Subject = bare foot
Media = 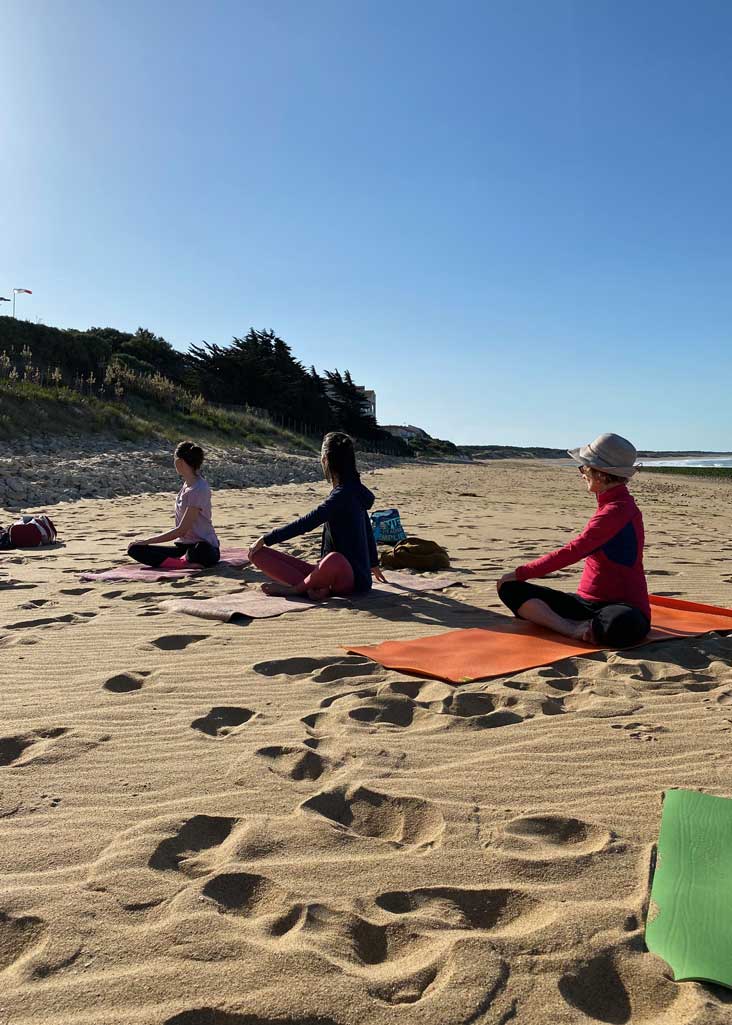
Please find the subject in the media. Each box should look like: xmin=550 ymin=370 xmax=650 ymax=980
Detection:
xmin=261 ymin=582 xmax=297 ymax=597
xmin=571 ymin=620 xmax=595 ymax=643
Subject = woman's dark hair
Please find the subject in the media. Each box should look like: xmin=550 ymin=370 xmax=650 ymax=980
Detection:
xmin=321 ymin=432 xmax=358 ymax=483
xmin=175 ymin=440 xmax=204 ymax=472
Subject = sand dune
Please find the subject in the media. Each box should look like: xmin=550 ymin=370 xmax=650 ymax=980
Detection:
xmin=2 ymin=461 xmax=732 ymax=1024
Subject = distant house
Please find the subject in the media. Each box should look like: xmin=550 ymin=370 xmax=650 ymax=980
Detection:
xmin=324 ymin=381 xmax=376 ymax=418
xmin=356 ymin=386 xmax=376 ymax=417
xmin=382 ymin=424 xmax=430 ymax=441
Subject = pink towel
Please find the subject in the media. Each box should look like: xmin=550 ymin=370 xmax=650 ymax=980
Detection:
xmin=80 ymin=548 xmax=250 ymax=582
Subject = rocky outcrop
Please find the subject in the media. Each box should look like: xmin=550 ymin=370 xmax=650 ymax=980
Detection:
xmin=0 ymin=435 xmax=400 ymax=512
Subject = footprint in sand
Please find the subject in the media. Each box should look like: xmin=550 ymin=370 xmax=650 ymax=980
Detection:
xmin=292 ymin=902 xmax=445 ymax=978
xmin=0 ymin=633 xmax=39 ymax=649
xmin=301 ymin=784 xmax=444 ymax=849
xmin=310 ymin=659 xmax=384 ymax=685
xmin=558 ymin=946 xmax=692 ymax=1024
xmin=191 ymin=707 xmax=254 ymax=737
xmin=680 ymin=675 xmax=718 ymax=693
xmin=87 ymin=813 xmax=240 ymax=910
xmin=3 ymin=611 xmax=97 ymax=631
xmin=319 ymin=686 xmax=380 ymax=710
xmin=252 ymin=654 xmax=379 ymax=683
xmin=254 ymin=744 xmax=342 ymax=783
xmin=381 ymin=679 xmax=456 ymax=703
xmin=21 ymin=933 xmax=83 ymax=982
xmin=496 ymin=814 xmax=613 ymax=872
xmin=148 ymin=634 xmax=208 ymax=651
xmin=103 ymin=670 xmax=152 ymax=693
xmin=440 ymin=692 xmax=506 ymax=717
xmin=175 ymin=875 xmax=475 ymax=1012
xmin=0 ymin=728 xmax=68 ymax=767
xmin=316 ymin=678 xmax=502 ymax=733
xmin=300 ymin=711 xmax=331 ymax=735
xmin=305 ymin=692 xmax=432 ymax=733
xmin=348 ymin=697 xmax=419 ymax=728
xmin=562 ymin=694 xmax=643 ymax=719
xmin=0 ymin=580 xmax=37 ymax=592
xmin=0 ymin=910 xmax=47 ymax=971
xmin=197 ymin=870 xmax=300 ymax=932
xmin=374 ymin=884 xmax=557 ymax=937
xmin=612 ymin=644 xmax=713 ymax=675
xmin=3 ymin=729 xmax=106 ymax=768
xmin=615 ymin=660 xmax=715 ymax=689
xmin=148 ymin=815 xmax=238 ymax=876
xmin=526 ymin=667 xmax=582 ymax=693
xmin=436 ymin=700 xmax=528 ymax=730
xmin=611 ymin=722 xmax=669 ymax=741
xmin=435 ymin=690 xmax=529 ymax=729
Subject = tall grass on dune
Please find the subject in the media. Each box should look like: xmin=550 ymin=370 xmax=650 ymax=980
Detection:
xmin=0 ymin=353 xmax=319 ymax=451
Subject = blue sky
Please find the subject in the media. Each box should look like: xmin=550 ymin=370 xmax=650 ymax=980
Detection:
xmin=2 ymin=0 xmax=731 ymax=448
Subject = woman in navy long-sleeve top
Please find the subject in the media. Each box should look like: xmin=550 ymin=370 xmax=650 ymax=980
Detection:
xmin=248 ymin=432 xmax=385 ymax=600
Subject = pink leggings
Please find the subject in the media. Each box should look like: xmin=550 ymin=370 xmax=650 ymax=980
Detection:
xmin=250 ymin=547 xmax=355 ymax=601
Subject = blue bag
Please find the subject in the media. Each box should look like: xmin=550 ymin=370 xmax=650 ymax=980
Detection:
xmin=370 ymin=508 xmax=407 ymax=545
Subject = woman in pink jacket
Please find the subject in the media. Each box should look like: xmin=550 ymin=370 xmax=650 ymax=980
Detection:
xmin=497 ymin=433 xmax=650 ymax=647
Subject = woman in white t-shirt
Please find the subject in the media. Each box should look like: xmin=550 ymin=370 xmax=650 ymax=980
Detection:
xmin=127 ymin=441 xmax=220 ymax=568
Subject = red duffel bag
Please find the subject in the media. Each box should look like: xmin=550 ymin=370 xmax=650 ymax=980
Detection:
xmin=8 ymin=515 xmax=58 ymax=547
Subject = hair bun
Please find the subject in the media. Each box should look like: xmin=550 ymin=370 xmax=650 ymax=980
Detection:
xmin=175 ymin=440 xmax=205 ymax=471
xmin=321 ymin=432 xmax=358 ymax=482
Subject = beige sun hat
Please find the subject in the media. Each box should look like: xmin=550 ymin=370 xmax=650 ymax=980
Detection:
xmin=567 ymin=432 xmax=639 ymax=478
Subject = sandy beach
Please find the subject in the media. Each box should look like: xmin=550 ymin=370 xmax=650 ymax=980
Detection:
xmin=3 ymin=459 xmax=732 ymax=1025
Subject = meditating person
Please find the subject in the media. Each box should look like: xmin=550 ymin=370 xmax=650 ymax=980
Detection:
xmin=496 ymin=432 xmax=650 ymax=647
xmin=127 ymin=441 xmax=220 ymax=569
xmin=248 ymin=432 xmax=385 ymax=600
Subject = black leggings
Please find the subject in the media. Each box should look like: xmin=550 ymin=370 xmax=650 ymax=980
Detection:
xmin=127 ymin=541 xmax=220 ymax=569
xmin=498 ymin=580 xmax=650 ymax=648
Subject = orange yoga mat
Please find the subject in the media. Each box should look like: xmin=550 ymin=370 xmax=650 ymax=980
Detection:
xmin=346 ymin=595 xmax=732 ymax=684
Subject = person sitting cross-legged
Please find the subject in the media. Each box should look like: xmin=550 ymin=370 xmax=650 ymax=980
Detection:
xmin=248 ymin=432 xmax=385 ymax=601
xmin=127 ymin=441 xmax=220 ymax=570
xmin=496 ymin=432 xmax=650 ymax=648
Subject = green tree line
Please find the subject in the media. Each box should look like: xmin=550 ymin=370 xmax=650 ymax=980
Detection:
xmin=0 ymin=317 xmax=405 ymax=450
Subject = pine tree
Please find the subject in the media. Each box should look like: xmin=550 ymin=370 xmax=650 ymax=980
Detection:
xmin=323 ymin=369 xmax=380 ymax=438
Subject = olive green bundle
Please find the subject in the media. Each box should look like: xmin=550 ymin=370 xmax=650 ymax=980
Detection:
xmin=379 ymin=537 xmax=450 ymax=571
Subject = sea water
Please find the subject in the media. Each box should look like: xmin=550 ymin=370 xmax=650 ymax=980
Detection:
xmin=642 ymin=456 xmax=732 ymax=468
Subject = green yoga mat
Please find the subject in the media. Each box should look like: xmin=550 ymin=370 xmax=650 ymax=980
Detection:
xmin=646 ymin=788 xmax=732 ymax=987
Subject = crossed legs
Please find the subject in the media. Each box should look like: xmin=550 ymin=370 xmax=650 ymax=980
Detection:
xmin=250 ymin=547 xmax=355 ymax=601
xmin=127 ymin=541 xmax=220 ymax=569
xmin=498 ymin=580 xmax=650 ymax=647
